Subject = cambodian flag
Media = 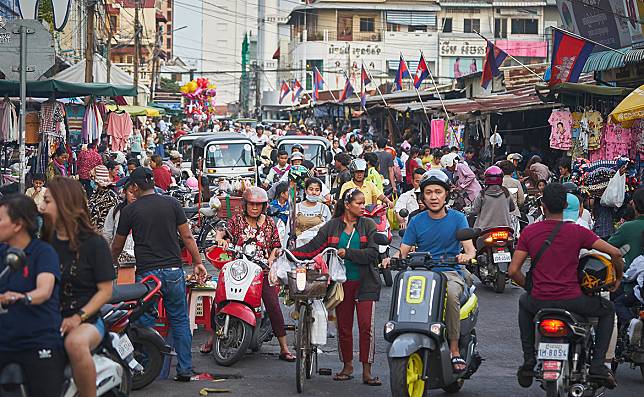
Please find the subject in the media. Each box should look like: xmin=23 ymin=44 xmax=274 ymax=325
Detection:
xmin=548 ymin=30 xmax=594 ymax=86
xmin=394 ymin=55 xmax=410 ymax=91
xmin=481 ymin=41 xmax=508 ymax=89
xmin=361 ymin=64 xmax=371 ymax=89
xmin=413 ymin=54 xmax=431 ymax=89
xmin=279 ymin=80 xmax=291 ymax=104
xmin=313 ymin=67 xmax=324 ymax=101
xmin=292 ymin=79 xmax=303 ymax=101
xmin=339 ymin=77 xmax=355 ymax=102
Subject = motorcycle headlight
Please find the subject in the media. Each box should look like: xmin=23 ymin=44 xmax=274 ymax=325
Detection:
xmin=243 ymin=243 xmax=257 ymax=258
xmin=229 ymin=260 xmax=249 ymax=281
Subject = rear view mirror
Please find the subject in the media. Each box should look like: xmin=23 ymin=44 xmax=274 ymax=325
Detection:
xmin=5 ymin=248 xmax=27 ymax=272
xmin=398 ymin=229 xmax=405 ymax=238
xmin=373 ymin=233 xmax=390 ymax=246
xmin=456 ymin=228 xmax=481 ymax=241
xmin=398 ymin=209 xmax=409 ymax=218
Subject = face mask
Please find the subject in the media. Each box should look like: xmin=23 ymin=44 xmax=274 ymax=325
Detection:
xmin=306 ymin=194 xmax=324 ymax=203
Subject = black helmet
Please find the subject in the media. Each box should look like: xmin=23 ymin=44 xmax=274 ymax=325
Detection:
xmin=419 ymin=169 xmax=451 ymax=192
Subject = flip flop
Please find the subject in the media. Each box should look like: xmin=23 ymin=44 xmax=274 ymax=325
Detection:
xmin=333 ymin=373 xmax=354 ymax=381
xmin=278 ymin=352 xmax=296 ymax=362
xmin=363 ymin=377 xmax=382 ymax=386
xmin=200 ymin=342 xmax=213 ymax=354
xmin=451 ymin=356 xmax=467 ymax=374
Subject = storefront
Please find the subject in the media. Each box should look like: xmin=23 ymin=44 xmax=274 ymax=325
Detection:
xmin=438 ymin=38 xmax=486 ymax=82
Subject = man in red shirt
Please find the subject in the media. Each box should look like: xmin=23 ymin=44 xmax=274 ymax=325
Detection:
xmin=77 ymin=142 xmax=104 ymax=197
xmin=508 ymin=183 xmax=624 ymax=387
xmin=150 ymin=154 xmax=173 ymax=191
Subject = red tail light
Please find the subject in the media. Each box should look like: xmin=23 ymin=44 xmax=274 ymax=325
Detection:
xmin=491 ymin=231 xmax=509 ymax=240
xmin=539 ymin=319 xmax=569 ymax=337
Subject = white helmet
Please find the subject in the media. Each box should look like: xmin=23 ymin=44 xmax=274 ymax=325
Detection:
xmin=440 ymin=152 xmax=460 ymax=168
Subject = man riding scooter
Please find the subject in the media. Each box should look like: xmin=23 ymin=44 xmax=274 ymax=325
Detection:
xmin=385 ymin=169 xmax=476 ymax=373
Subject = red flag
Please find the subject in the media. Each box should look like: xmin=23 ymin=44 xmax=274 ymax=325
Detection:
xmin=313 ymin=67 xmax=324 ymax=101
xmin=548 ymin=30 xmax=595 ymax=86
xmin=279 ymin=80 xmax=290 ymax=104
xmin=481 ymin=41 xmax=508 ymax=89
xmin=291 ymin=79 xmax=303 ymax=101
xmin=339 ymin=77 xmax=355 ymax=102
xmin=413 ymin=54 xmax=431 ymax=89
xmin=394 ymin=56 xmax=410 ymax=91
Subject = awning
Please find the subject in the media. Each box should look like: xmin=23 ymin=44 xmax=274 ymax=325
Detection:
xmin=624 ymin=48 xmax=644 ymax=65
xmin=105 ymin=105 xmax=164 ymax=117
xmin=609 ymin=84 xmax=644 ymax=123
xmin=537 ymin=82 xmax=633 ymax=97
xmin=0 ymin=79 xmax=138 ymax=98
xmin=582 ymin=50 xmax=626 ymax=73
xmin=386 ymin=11 xmax=437 ymax=27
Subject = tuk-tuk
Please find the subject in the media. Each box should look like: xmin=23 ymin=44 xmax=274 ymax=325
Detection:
xmin=176 ymin=132 xmax=213 ymax=174
xmin=191 ymin=134 xmax=259 ymax=185
xmin=276 ymin=136 xmax=333 ymax=186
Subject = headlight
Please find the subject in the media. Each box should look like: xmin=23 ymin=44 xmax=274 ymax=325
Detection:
xmin=229 ymin=260 xmax=248 ymax=281
xmin=430 ymin=324 xmax=442 ymax=336
xmin=243 ymin=243 xmax=257 ymax=258
xmin=384 ymin=322 xmax=395 ymax=334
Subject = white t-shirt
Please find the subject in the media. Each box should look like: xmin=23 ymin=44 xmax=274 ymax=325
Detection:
xmin=394 ymin=189 xmax=419 ymax=216
xmin=296 ymin=202 xmax=332 ymax=222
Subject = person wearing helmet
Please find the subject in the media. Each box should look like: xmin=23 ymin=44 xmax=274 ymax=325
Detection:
xmin=165 ymin=150 xmax=183 ymax=179
xmin=470 ymin=165 xmax=515 ymax=230
xmin=507 ymin=153 xmax=523 ymax=180
xmin=387 ymin=169 xmax=476 ymax=374
xmin=441 ymin=152 xmax=482 ymax=204
xmin=499 ymin=160 xmax=525 ymax=220
xmin=213 ymin=186 xmax=296 ymax=362
xmin=340 ymin=159 xmax=393 ymax=207
xmin=332 ymin=152 xmax=353 ymax=200
xmin=508 ymin=183 xmax=623 ymax=388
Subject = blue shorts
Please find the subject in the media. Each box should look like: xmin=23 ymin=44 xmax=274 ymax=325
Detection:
xmin=91 ymin=317 xmax=106 ymax=338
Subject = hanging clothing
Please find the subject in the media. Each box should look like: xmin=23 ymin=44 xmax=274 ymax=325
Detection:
xmin=0 ymin=100 xmax=18 ymax=142
xmin=106 ymin=112 xmax=133 ymax=152
xmin=430 ymin=119 xmax=446 ymax=148
xmin=65 ymin=104 xmax=86 ymax=145
xmin=603 ymin=122 xmax=631 ymax=160
xmin=584 ymin=110 xmax=603 ymax=151
xmin=38 ymin=100 xmax=65 ymax=137
xmin=82 ymin=102 xmax=103 ymax=143
xmin=548 ymin=109 xmax=573 ymax=150
xmin=571 ymin=111 xmax=582 ymax=139
xmin=25 ymin=112 xmax=40 ymax=144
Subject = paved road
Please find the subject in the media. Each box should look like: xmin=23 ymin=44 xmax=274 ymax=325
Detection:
xmin=133 ymin=239 xmax=643 ymax=397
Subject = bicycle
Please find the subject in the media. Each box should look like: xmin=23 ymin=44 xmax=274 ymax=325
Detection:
xmin=281 ymin=247 xmax=338 ymax=393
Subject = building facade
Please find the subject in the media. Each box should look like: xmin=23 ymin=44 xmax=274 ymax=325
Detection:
xmin=0 ymin=0 xmax=19 ymax=20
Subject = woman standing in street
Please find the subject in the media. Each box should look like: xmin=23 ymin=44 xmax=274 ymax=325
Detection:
xmin=291 ymin=188 xmax=382 ymax=386
xmin=40 ymin=177 xmax=116 ymax=397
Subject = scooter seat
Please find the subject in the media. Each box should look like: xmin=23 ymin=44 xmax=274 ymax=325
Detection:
xmin=110 ymin=283 xmax=151 ymax=303
xmin=0 ymin=363 xmax=25 ymax=385
xmin=183 ymin=206 xmax=199 ymax=218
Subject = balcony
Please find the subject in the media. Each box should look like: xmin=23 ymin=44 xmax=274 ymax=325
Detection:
xmin=292 ymin=29 xmax=383 ymax=43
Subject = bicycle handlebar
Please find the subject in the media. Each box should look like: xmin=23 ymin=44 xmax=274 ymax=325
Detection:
xmin=280 ymin=247 xmax=339 ymax=265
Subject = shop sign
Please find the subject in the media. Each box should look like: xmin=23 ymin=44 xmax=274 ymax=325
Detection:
xmin=439 ymin=39 xmax=486 ymax=57
xmin=328 ymin=43 xmax=382 ymax=58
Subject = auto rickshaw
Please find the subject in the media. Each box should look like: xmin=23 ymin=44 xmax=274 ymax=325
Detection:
xmin=276 ymin=136 xmax=333 ymax=187
xmin=192 ymin=134 xmax=259 ymax=187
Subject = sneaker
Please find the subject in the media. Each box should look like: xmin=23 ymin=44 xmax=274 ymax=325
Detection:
xmin=517 ymin=361 xmax=535 ymax=388
xmin=174 ymin=374 xmax=192 ymax=382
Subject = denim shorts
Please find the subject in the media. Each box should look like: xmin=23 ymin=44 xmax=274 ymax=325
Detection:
xmin=90 ymin=317 xmax=106 ymax=338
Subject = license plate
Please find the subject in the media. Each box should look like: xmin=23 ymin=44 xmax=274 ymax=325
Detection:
xmin=537 ymin=343 xmax=569 ymax=360
xmin=115 ymin=334 xmax=135 ymax=359
xmin=493 ymin=252 xmax=511 ymax=263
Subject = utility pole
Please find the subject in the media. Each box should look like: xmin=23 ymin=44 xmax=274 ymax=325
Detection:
xmin=150 ymin=25 xmax=162 ymax=101
xmin=255 ymin=64 xmax=261 ymax=119
xmin=133 ymin=0 xmax=141 ymax=105
xmin=85 ymin=0 xmax=95 ymax=83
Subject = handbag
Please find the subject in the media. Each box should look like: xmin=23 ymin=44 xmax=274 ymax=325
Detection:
xmin=325 ymin=282 xmax=344 ymax=310
xmin=387 ymin=191 xmax=400 ymax=230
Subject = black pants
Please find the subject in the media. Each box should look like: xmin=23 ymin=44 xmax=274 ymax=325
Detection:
xmin=614 ymin=292 xmax=639 ymax=326
xmin=0 ymin=348 xmax=65 ymax=397
xmin=518 ymin=293 xmax=615 ymax=367
xmin=79 ymin=178 xmax=94 ymax=198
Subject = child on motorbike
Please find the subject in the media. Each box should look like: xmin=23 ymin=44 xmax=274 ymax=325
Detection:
xmin=0 ymin=194 xmax=64 ymax=397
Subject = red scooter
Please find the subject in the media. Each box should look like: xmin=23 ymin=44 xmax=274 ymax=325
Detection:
xmin=364 ymin=204 xmax=393 ymax=286
xmin=206 ymin=241 xmax=274 ymax=366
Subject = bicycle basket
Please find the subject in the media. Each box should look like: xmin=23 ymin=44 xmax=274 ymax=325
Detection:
xmin=287 ymin=271 xmax=329 ymax=299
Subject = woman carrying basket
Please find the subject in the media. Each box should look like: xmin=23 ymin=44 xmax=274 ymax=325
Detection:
xmin=291 ymin=188 xmax=382 ymax=386
xmin=213 ymin=186 xmax=295 ymax=362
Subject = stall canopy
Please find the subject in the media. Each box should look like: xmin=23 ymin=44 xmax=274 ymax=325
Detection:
xmin=609 ymin=84 xmax=644 ymax=123
xmin=105 ymin=104 xmax=164 ymax=117
xmin=0 ymin=79 xmax=137 ymax=98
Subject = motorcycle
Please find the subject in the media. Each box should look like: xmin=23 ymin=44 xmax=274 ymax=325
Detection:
xmin=0 ymin=252 xmax=140 ymax=397
xmin=469 ymin=226 xmax=514 ymax=293
xmin=102 ymin=275 xmax=173 ymax=390
xmin=384 ymin=230 xmax=482 ymax=397
xmin=612 ymin=301 xmax=644 ymax=380
xmin=532 ymin=254 xmax=617 ymax=397
xmin=364 ymin=203 xmax=393 ymax=287
xmin=206 ymin=238 xmax=274 ymax=366
xmin=520 ymin=195 xmax=543 ymax=228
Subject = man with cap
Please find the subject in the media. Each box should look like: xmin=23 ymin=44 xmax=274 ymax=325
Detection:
xmin=165 ymin=150 xmax=183 ymax=179
xmin=112 ymin=167 xmax=206 ymax=382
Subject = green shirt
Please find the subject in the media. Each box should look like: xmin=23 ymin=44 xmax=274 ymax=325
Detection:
xmin=339 ymin=230 xmax=361 ymax=281
xmin=608 ymin=216 xmax=644 ymax=270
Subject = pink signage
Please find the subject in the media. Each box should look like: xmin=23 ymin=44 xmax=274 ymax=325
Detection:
xmin=495 ymin=40 xmax=548 ymax=58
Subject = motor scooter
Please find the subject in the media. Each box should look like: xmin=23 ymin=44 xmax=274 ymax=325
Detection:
xmin=364 ymin=203 xmax=393 ymax=287
xmin=384 ymin=229 xmax=482 ymax=397
xmin=469 ymin=226 xmax=514 ymax=293
xmin=0 ymin=248 xmax=141 ymax=397
xmin=206 ymin=239 xmax=274 ymax=366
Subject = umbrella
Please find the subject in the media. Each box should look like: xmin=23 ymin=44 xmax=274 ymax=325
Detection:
xmin=609 ymin=84 xmax=644 ymax=124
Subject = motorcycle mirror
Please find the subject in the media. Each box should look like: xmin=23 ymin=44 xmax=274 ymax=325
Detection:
xmin=398 ymin=209 xmax=409 ymax=218
xmin=398 ymin=229 xmax=405 ymax=238
xmin=266 ymin=207 xmax=280 ymax=217
xmin=4 ymin=248 xmax=27 ymax=273
xmin=325 ymin=151 xmax=333 ymax=164
xmin=456 ymin=228 xmax=481 ymax=241
xmin=373 ymin=233 xmax=390 ymax=246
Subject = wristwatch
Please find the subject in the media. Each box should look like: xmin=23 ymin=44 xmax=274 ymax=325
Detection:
xmin=77 ymin=309 xmax=89 ymax=322
xmin=24 ymin=294 xmax=32 ymax=305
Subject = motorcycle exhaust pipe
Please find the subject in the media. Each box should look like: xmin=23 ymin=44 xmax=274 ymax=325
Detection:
xmin=570 ymin=384 xmax=585 ymax=397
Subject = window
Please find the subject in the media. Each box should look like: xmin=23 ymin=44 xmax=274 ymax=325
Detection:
xmin=360 ymin=17 xmax=375 ymax=32
xmin=167 ymin=10 xmax=172 ymax=20
xmin=166 ymin=37 xmax=172 ymax=48
xmin=108 ymin=15 xmax=118 ymax=31
xmin=511 ymin=19 xmax=538 ymax=34
xmin=126 ymin=55 xmax=133 ymax=64
xmin=167 ymin=0 xmax=172 ymax=8
xmin=387 ymin=23 xmax=400 ymax=32
xmin=494 ymin=18 xmax=507 ymax=38
xmin=464 ymin=18 xmax=480 ymax=33
xmin=442 ymin=18 xmax=452 ymax=33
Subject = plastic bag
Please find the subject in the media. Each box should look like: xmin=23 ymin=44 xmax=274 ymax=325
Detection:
xmin=310 ymin=299 xmax=328 ymax=346
xmin=328 ymin=253 xmax=346 ymax=283
xmin=600 ymin=170 xmax=626 ymax=208
xmin=269 ymin=255 xmax=292 ymax=285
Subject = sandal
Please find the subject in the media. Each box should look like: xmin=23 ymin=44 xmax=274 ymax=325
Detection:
xmin=278 ymin=352 xmax=296 ymax=362
xmin=363 ymin=377 xmax=382 ymax=386
xmin=333 ymin=373 xmax=354 ymax=381
xmin=451 ymin=356 xmax=467 ymax=374
xmin=199 ymin=342 xmax=213 ymax=354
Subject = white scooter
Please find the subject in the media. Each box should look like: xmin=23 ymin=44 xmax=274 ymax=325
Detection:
xmin=0 ymin=249 xmax=140 ymax=397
